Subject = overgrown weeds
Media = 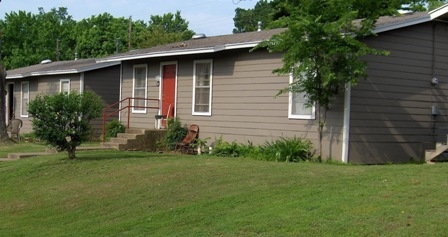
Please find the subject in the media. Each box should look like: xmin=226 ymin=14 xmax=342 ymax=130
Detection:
xmin=157 ymin=117 xmax=187 ymax=150
xmin=210 ymin=136 xmax=315 ymax=162
xmin=105 ymin=119 xmax=125 ymax=139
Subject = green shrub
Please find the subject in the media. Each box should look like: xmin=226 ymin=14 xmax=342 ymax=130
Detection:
xmin=212 ymin=137 xmax=241 ymax=157
xmin=210 ymin=137 xmax=314 ymax=162
xmin=28 ymin=91 xmax=102 ymax=159
xmin=20 ymin=132 xmax=40 ymax=142
xmin=105 ymin=119 xmax=125 ymax=139
xmin=159 ymin=118 xmax=188 ymax=150
xmin=260 ymin=137 xmax=314 ymax=162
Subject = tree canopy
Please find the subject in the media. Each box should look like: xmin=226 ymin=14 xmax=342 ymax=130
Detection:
xmin=0 ymin=8 xmax=195 ymax=69
xmin=233 ymin=0 xmax=273 ymax=33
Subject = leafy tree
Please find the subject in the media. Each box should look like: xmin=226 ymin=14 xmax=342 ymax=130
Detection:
xmin=28 ymin=91 xmax=102 ymax=159
xmin=233 ymin=0 xmax=274 ymax=33
xmin=0 ymin=7 xmax=76 ymax=69
xmin=139 ymin=11 xmax=194 ymax=48
xmin=74 ymin=13 xmax=130 ymax=59
xmin=255 ymin=0 xmax=446 ymax=160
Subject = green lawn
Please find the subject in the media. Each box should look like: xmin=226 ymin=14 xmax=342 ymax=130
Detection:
xmin=0 ymin=148 xmax=447 ymax=236
xmin=0 ymin=142 xmax=48 ymax=157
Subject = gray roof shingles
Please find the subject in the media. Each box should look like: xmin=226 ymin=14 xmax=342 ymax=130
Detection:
xmin=7 ymin=7 xmax=448 ymax=78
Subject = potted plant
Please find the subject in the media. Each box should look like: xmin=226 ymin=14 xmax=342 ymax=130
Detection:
xmin=193 ymin=137 xmax=210 ymax=155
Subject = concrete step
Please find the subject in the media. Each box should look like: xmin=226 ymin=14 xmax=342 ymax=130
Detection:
xmin=100 ymin=142 xmax=121 ymax=150
xmin=109 ymin=137 xmax=131 ymax=144
xmin=125 ymin=128 xmax=147 ymax=134
xmin=116 ymin=133 xmax=145 ymax=140
xmin=425 ymin=143 xmax=448 ymax=163
xmin=7 ymin=152 xmax=52 ymax=160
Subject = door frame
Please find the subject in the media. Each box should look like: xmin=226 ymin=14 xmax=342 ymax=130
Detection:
xmin=158 ymin=61 xmax=178 ymax=129
xmin=5 ymin=82 xmax=15 ymax=124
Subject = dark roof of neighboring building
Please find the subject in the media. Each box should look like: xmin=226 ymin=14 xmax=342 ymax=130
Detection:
xmin=6 ymin=58 xmax=120 ymax=79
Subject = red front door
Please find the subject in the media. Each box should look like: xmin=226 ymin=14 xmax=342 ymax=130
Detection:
xmin=161 ymin=64 xmax=176 ymax=127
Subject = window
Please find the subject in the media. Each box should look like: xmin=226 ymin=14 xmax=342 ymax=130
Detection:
xmin=288 ymin=73 xmax=315 ymax=119
xmin=21 ymin=81 xmax=29 ymax=117
xmin=132 ymin=65 xmax=147 ymax=113
xmin=193 ymin=60 xmax=213 ymax=116
xmin=60 ymin=79 xmax=70 ymax=93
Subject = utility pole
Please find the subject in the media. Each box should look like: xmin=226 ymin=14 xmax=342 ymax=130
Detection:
xmin=56 ymin=38 xmax=60 ymax=61
xmin=116 ymin=38 xmax=120 ymax=54
xmin=128 ymin=16 xmax=132 ymax=51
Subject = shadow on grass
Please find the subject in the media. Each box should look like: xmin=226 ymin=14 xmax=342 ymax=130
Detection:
xmin=74 ymin=150 xmax=183 ymax=161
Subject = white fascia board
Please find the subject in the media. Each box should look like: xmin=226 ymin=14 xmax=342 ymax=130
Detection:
xmin=5 ymin=75 xmax=23 ymax=79
xmin=373 ymin=4 xmax=448 ymax=34
xmin=5 ymin=61 xmax=120 ymax=79
xmin=224 ymin=41 xmax=261 ymax=50
xmin=429 ymin=4 xmax=448 ymax=19
xmin=6 ymin=70 xmax=78 ymax=78
xmin=96 ymin=42 xmax=261 ymax=63
xmin=373 ymin=15 xmax=431 ymax=33
xmin=96 ymin=47 xmax=218 ymax=63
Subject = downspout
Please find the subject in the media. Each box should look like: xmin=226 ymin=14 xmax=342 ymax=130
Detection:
xmin=79 ymin=72 xmax=85 ymax=93
xmin=118 ymin=62 xmax=123 ymax=121
xmin=341 ymin=82 xmax=351 ymax=163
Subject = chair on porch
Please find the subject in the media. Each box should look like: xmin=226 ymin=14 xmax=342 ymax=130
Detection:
xmin=175 ymin=124 xmax=199 ymax=154
xmin=7 ymin=119 xmax=23 ymax=142
xmin=154 ymin=104 xmax=173 ymax=129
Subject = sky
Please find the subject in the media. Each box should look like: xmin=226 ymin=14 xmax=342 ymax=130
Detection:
xmin=0 ymin=0 xmax=258 ymax=36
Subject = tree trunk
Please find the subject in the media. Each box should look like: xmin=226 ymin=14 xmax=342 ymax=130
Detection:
xmin=0 ymin=64 xmax=10 ymax=143
xmin=67 ymin=146 xmax=77 ymax=160
xmin=317 ymin=104 xmax=323 ymax=162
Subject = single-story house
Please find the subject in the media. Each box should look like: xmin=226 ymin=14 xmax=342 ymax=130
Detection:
xmin=6 ymin=5 xmax=448 ymax=164
xmin=95 ymin=4 xmax=448 ymax=164
xmin=5 ymin=58 xmax=121 ymax=137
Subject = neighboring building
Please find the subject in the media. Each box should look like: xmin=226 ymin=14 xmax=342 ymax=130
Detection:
xmin=5 ymin=58 xmax=121 ymax=136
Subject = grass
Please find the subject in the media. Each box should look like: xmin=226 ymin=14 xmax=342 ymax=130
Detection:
xmin=0 ymin=141 xmax=101 ymax=158
xmin=0 ymin=142 xmax=48 ymax=157
xmin=0 ymin=147 xmax=447 ymax=236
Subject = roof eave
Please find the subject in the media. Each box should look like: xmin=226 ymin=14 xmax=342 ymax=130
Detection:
xmin=96 ymin=41 xmax=261 ymax=63
xmin=6 ymin=61 xmax=120 ymax=79
xmin=373 ymin=15 xmax=431 ymax=33
xmin=375 ymin=4 xmax=448 ymax=33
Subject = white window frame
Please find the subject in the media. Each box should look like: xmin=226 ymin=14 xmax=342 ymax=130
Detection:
xmin=132 ymin=64 xmax=148 ymax=113
xmin=192 ymin=59 xmax=213 ymax=116
xmin=21 ymin=81 xmax=29 ymax=118
xmin=288 ymin=73 xmax=315 ymax=120
xmin=60 ymin=79 xmax=70 ymax=93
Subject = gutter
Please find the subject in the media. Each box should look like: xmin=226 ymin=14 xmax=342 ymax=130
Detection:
xmin=6 ymin=61 xmax=120 ymax=79
xmin=96 ymin=41 xmax=262 ymax=63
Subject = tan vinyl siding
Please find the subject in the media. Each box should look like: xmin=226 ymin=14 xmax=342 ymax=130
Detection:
xmin=349 ymin=22 xmax=448 ymax=164
xmin=36 ymin=74 xmax=80 ymax=94
xmin=176 ymin=50 xmax=344 ymax=160
xmin=120 ymin=61 xmax=160 ymax=129
xmin=11 ymin=69 xmax=119 ymax=136
xmin=119 ymin=49 xmax=345 ymax=160
xmin=84 ymin=66 xmax=121 ymax=135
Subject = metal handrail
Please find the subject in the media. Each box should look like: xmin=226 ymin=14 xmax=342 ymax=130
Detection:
xmin=102 ymin=97 xmax=160 ymax=142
